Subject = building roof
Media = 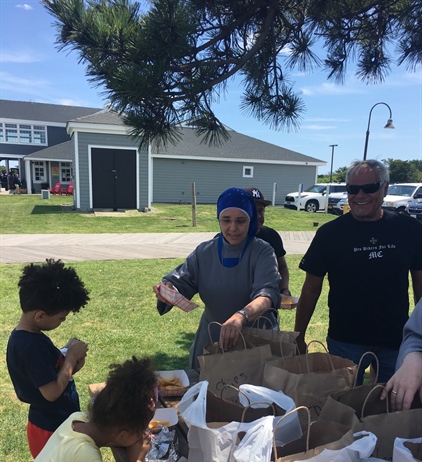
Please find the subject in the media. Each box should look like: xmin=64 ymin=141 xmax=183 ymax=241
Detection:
xmin=24 ymin=140 xmax=73 ymax=161
xmin=0 ymin=99 xmax=102 ymax=123
xmin=69 ymin=111 xmax=324 ymax=164
xmin=69 ymin=109 xmax=123 ymax=125
xmin=151 ymin=126 xmax=324 ymax=164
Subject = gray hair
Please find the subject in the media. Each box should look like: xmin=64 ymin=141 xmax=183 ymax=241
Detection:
xmin=346 ymin=160 xmax=390 ymax=184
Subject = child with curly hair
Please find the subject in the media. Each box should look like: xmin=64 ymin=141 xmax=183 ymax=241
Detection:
xmin=6 ymin=259 xmax=90 ymax=458
xmin=34 ymin=356 xmax=158 ymax=462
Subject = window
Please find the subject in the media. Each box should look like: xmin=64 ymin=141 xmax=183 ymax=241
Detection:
xmin=243 ymin=166 xmax=254 ymax=178
xmin=5 ymin=124 xmax=18 ymax=142
xmin=0 ymin=122 xmax=47 ymax=145
xmin=19 ymin=124 xmax=32 ymax=143
xmin=60 ymin=162 xmax=73 ymax=183
xmin=33 ymin=161 xmax=46 ymax=182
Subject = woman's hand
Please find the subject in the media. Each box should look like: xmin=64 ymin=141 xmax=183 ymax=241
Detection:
xmin=220 ymin=313 xmax=244 ymax=350
xmin=152 ymin=282 xmax=174 ymax=303
xmin=381 ymin=351 xmax=422 ymax=411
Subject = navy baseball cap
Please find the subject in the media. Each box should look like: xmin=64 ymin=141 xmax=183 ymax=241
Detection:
xmin=243 ymin=187 xmax=271 ymax=206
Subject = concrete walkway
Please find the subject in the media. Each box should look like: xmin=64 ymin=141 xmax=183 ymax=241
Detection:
xmin=0 ymin=231 xmax=316 ymax=264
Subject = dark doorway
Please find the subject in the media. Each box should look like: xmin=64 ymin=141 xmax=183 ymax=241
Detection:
xmin=91 ymin=148 xmax=137 ymax=210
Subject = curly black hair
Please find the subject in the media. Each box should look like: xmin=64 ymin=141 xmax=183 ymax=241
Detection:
xmin=90 ymin=356 xmax=158 ymax=434
xmin=18 ymin=259 xmax=90 ymax=314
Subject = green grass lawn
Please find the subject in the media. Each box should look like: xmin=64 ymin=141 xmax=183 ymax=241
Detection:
xmin=0 ymin=256 xmax=329 ymax=461
xmin=0 ymin=194 xmax=336 ymax=233
xmin=0 ymin=194 xmax=412 ymax=461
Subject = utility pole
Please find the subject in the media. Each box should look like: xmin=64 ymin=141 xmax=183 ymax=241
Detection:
xmin=329 ymin=144 xmax=338 ymax=183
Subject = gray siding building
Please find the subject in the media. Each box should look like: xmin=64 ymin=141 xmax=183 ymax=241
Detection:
xmin=1 ymin=99 xmax=326 ymax=210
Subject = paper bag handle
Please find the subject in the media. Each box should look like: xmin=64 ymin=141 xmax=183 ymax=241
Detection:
xmin=353 ymin=351 xmax=380 ymax=388
xmin=272 ymin=406 xmax=311 ymax=457
xmin=250 ymin=308 xmax=279 ymax=333
xmin=305 ymin=340 xmax=334 ymax=372
xmin=219 ymin=384 xmax=251 ymax=404
xmin=240 ymin=401 xmax=276 ymax=424
xmin=279 ymin=332 xmax=301 ymax=361
xmin=207 ymin=321 xmax=247 ymax=353
xmin=360 ymin=384 xmax=389 ymax=419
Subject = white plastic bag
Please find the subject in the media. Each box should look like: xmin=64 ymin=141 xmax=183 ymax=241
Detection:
xmin=278 ymin=430 xmax=377 ymax=462
xmin=232 ymin=415 xmax=274 ymax=462
xmin=238 ymin=384 xmax=302 ymax=444
xmin=179 ymin=381 xmax=301 ymax=462
xmin=393 ymin=437 xmax=422 ymax=462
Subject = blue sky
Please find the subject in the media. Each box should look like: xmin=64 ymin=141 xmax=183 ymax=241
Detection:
xmin=1 ymin=1 xmax=421 ymax=174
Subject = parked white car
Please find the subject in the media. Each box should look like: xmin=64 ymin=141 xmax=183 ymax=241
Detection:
xmin=284 ymin=183 xmax=347 ymax=213
xmin=328 ymin=192 xmax=348 ymax=215
xmin=382 ymin=183 xmax=422 ymax=213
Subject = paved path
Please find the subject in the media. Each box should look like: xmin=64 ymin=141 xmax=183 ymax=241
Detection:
xmin=0 ymin=231 xmax=315 ymax=263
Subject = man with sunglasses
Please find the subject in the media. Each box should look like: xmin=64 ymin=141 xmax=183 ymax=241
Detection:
xmin=295 ymin=159 xmax=422 ymax=385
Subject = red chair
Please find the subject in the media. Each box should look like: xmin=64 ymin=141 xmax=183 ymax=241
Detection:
xmin=60 ymin=183 xmax=74 ymax=195
xmin=49 ymin=182 xmax=61 ymax=195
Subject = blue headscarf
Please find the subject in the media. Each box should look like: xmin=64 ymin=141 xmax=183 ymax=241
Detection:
xmin=217 ymin=187 xmax=258 ymax=238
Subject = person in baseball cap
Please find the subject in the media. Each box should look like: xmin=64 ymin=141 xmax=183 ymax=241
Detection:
xmin=243 ymin=187 xmax=291 ymax=297
xmin=243 ymin=187 xmax=272 ymax=206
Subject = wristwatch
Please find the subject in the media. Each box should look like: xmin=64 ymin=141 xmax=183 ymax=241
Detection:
xmin=236 ymin=309 xmax=249 ymax=322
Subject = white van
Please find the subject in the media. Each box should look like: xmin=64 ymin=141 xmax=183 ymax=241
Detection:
xmin=382 ymin=183 xmax=422 ymax=213
xmin=284 ymin=183 xmax=347 ymax=213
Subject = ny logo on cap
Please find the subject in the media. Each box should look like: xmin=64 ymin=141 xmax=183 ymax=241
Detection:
xmin=251 ymin=189 xmax=261 ymax=199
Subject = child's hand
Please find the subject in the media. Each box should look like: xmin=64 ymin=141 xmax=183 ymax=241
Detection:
xmin=63 ymin=337 xmax=81 ymax=349
xmin=73 ymin=356 xmax=86 ymax=374
xmin=66 ymin=340 xmax=88 ymax=366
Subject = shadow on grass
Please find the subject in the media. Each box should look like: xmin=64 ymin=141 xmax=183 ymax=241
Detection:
xmin=151 ymin=332 xmax=195 ymax=370
xmin=31 ymin=205 xmax=63 ymax=215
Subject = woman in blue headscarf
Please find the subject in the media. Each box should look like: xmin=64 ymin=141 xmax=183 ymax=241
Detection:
xmin=153 ymin=187 xmax=281 ymax=370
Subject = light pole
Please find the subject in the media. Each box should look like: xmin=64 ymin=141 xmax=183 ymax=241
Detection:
xmin=363 ymin=102 xmax=395 ymax=160
xmin=329 ymin=144 xmax=338 ymax=183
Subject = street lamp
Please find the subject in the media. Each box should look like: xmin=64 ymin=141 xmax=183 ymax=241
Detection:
xmin=363 ymin=102 xmax=395 ymax=160
xmin=329 ymin=144 xmax=338 ymax=183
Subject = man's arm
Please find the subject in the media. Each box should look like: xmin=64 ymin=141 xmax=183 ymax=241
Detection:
xmin=294 ymin=273 xmax=324 ymax=353
xmin=277 ymin=256 xmax=290 ymax=295
xmin=410 ymin=269 xmax=422 ymax=305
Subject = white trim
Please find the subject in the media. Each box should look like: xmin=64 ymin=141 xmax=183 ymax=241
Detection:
xmin=148 ymin=143 xmax=153 ymax=207
xmin=243 ymin=166 xmax=254 ymax=178
xmin=87 ymin=144 xmax=138 ymax=210
xmin=31 ymin=160 xmax=47 ymax=183
xmin=0 ymin=153 xmax=24 ymax=160
xmin=24 ymin=157 xmax=73 ymax=162
xmin=74 ymin=133 xmax=81 ymax=210
xmin=24 ymin=159 xmax=32 ymax=193
xmin=0 ymin=118 xmax=65 ymax=128
xmin=136 ymin=149 xmax=140 ymax=210
xmin=67 ymin=123 xmax=131 ymax=137
xmin=152 ymin=154 xmax=325 ymax=166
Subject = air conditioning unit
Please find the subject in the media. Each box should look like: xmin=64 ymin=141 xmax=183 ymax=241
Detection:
xmin=41 ymin=189 xmax=50 ymax=200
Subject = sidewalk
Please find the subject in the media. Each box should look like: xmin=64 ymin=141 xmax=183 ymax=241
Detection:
xmin=0 ymin=231 xmax=316 ymax=264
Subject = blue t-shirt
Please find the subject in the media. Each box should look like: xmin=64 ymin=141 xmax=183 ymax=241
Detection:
xmin=6 ymin=330 xmax=80 ymax=431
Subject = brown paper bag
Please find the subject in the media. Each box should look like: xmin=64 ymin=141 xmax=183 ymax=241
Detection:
xmin=198 ymin=323 xmax=273 ymax=402
xmin=317 ymin=352 xmax=385 ymax=427
xmin=272 ymin=406 xmax=357 ymax=462
xmin=263 ymin=341 xmax=357 ymax=421
xmin=352 ymin=385 xmax=422 ymax=459
xmin=205 ymin=386 xmax=286 ymax=423
xmin=242 ymin=312 xmax=299 ymax=357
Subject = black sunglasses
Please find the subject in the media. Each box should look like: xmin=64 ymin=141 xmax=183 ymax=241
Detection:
xmin=346 ymin=182 xmax=384 ymax=195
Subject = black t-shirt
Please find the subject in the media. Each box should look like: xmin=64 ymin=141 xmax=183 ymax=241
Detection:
xmin=6 ymin=330 xmax=80 ymax=431
xmin=256 ymin=225 xmax=286 ymax=258
xmin=299 ymin=211 xmax=422 ymax=349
